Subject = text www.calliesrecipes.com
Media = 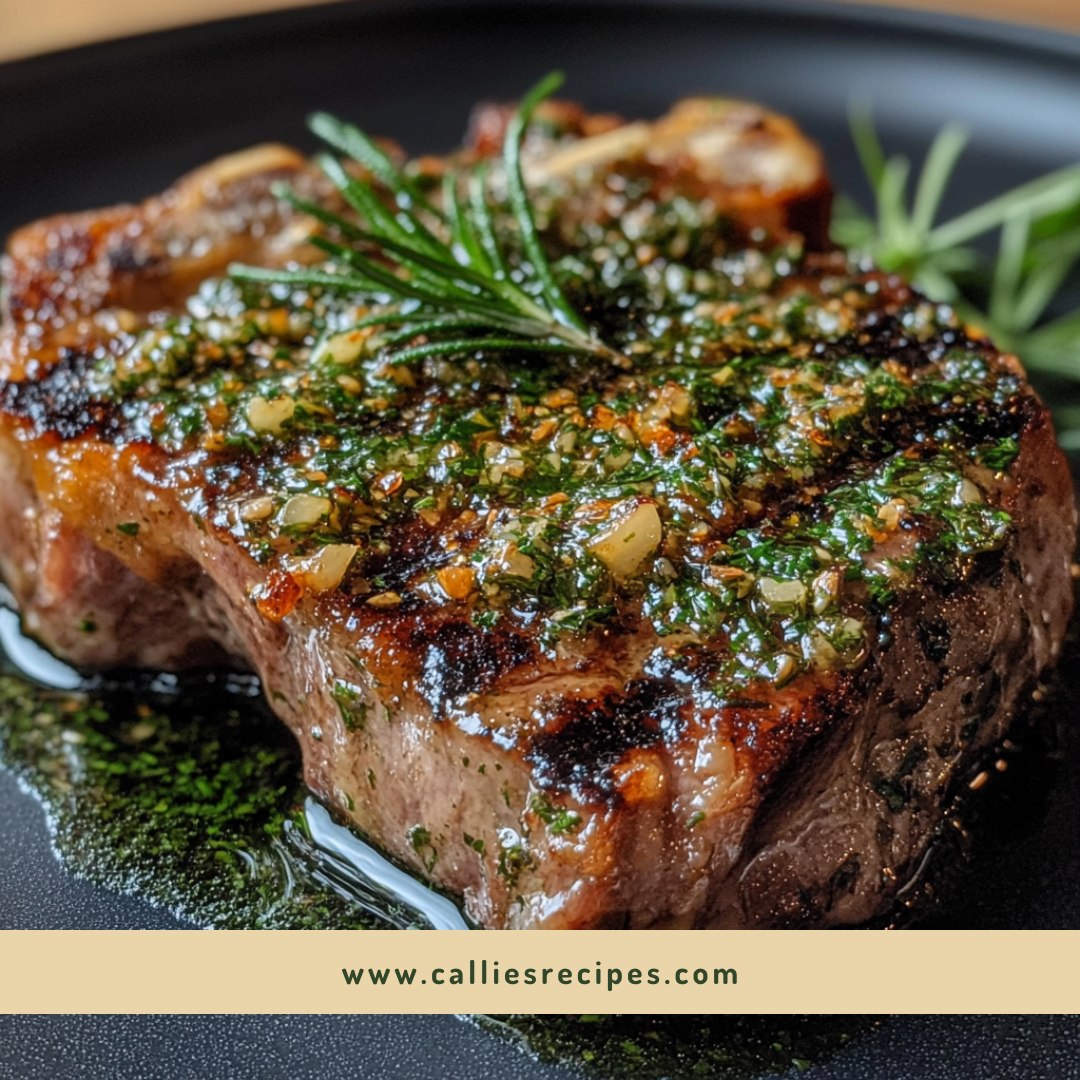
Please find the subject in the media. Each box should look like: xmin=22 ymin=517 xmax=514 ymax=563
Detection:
xmin=342 ymin=960 xmax=736 ymax=991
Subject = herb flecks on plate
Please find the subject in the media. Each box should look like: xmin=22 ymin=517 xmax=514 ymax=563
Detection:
xmin=0 ymin=671 xmax=411 ymax=929
xmin=480 ymin=1014 xmax=882 ymax=1079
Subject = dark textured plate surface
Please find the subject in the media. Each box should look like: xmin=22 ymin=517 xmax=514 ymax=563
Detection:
xmin=2 ymin=1 xmax=1080 ymax=1076
xmin=0 ymin=1015 xmax=1076 ymax=1080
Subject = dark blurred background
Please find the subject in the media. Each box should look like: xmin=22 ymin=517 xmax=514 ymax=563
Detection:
xmin=1 ymin=0 xmax=1079 ymax=65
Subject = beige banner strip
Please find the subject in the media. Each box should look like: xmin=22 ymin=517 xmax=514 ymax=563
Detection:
xmin=2 ymin=929 xmax=1079 ymax=1013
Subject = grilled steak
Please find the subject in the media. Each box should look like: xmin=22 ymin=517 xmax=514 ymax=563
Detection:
xmin=0 ymin=96 xmax=1073 ymax=929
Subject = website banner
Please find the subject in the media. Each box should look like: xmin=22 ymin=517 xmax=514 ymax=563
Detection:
xmin=2 ymin=930 xmax=1078 ymax=1014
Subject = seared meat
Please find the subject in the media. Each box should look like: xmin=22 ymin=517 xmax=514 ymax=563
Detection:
xmin=0 ymin=97 xmax=1073 ymax=929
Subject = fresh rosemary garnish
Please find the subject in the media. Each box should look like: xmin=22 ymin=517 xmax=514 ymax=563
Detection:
xmin=229 ymin=71 xmax=623 ymax=367
xmin=833 ymin=107 xmax=1080 ymax=442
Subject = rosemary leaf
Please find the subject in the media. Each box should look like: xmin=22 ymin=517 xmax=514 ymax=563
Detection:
xmin=835 ymin=108 xmax=1080 ymax=439
xmin=384 ymin=338 xmax=582 ymax=366
xmin=504 ymin=71 xmax=588 ymax=334
xmin=468 ymin=164 xmax=510 ymax=282
xmin=230 ymin=72 xmax=622 ymax=368
xmin=443 ymin=172 xmax=492 ymax=277
xmin=308 ymin=112 xmax=439 ymax=218
xmin=927 ymin=166 xmax=1080 ymax=252
xmin=910 ymin=126 xmax=968 ymax=236
xmin=381 ymin=317 xmax=496 ymax=345
xmin=271 ymin=185 xmax=365 ymax=241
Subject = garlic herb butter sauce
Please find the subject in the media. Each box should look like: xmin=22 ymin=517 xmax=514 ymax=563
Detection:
xmin=87 ymin=171 xmax=1021 ymax=699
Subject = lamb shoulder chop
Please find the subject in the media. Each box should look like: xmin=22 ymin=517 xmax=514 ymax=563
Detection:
xmin=0 ymin=89 xmax=1073 ymax=929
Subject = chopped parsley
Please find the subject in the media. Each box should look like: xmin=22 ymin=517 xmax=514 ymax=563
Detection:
xmin=531 ymin=793 xmax=582 ymax=835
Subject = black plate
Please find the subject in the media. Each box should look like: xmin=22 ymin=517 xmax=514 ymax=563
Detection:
xmin=2 ymin=1 xmax=1080 ymax=1076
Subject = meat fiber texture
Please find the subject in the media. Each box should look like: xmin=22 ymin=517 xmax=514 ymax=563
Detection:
xmin=0 ymin=99 xmax=1074 ymax=929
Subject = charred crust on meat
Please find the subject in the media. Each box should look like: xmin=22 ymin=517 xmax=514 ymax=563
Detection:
xmin=916 ymin=617 xmax=951 ymax=665
xmin=408 ymin=617 xmax=536 ymax=718
xmin=525 ymin=678 xmax=678 ymax=803
xmin=1 ymin=349 xmax=122 ymax=439
xmin=106 ymin=241 xmax=163 ymax=277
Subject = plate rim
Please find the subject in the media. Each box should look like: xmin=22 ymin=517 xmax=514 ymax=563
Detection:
xmin=2 ymin=0 xmax=1080 ymax=91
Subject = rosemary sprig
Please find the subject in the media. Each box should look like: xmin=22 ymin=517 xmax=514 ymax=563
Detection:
xmin=833 ymin=106 xmax=1080 ymax=441
xmin=229 ymin=72 xmax=621 ymax=367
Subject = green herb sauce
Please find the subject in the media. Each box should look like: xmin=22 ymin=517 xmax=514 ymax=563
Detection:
xmin=479 ymin=1014 xmax=882 ymax=1078
xmin=86 ymin=212 xmax=1022 ymax=699
xmin=0 ymin=664 xmax=406 ymax=929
